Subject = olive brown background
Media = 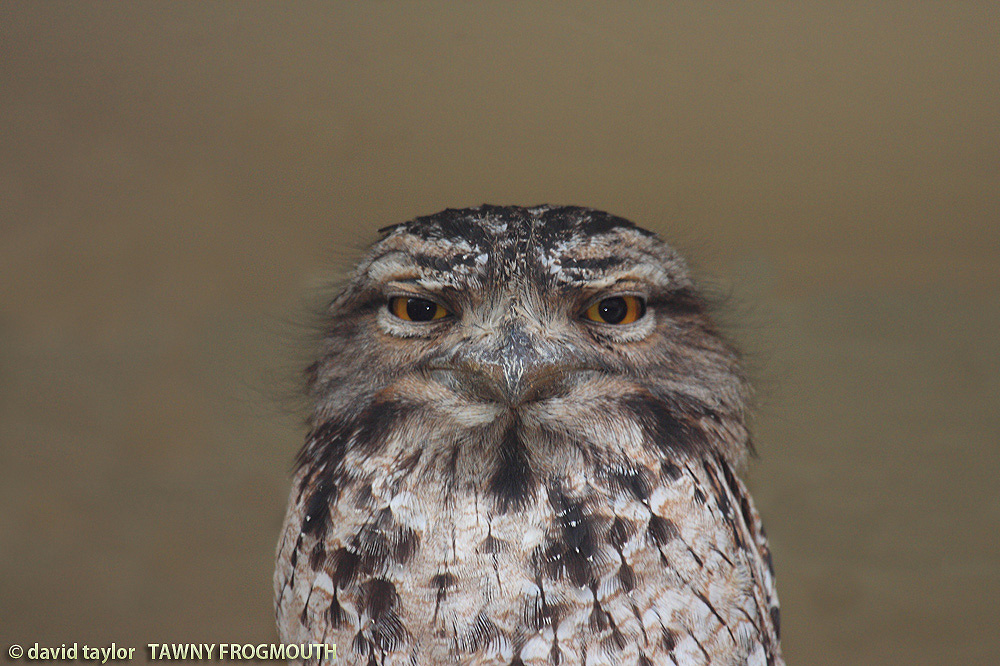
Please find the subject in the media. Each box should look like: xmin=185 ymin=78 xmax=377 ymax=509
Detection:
xmin=2 ymin=3 xmax=998 ymax=664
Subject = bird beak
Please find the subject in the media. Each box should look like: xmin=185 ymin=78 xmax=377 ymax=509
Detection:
xmin=449 ymin=323 xmax=567 ymax=406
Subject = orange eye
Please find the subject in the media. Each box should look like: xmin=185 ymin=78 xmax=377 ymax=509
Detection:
xmin=389 ymin=296 xmax=450 ymax=322
xmin=583 ymin=296 xmax=646 ymax=325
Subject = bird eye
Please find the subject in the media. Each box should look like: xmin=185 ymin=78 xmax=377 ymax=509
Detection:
xmin=583 ymin=296 xmax=646 ymax=325
xmin=389 ymin=296 xmax=450 ymax=322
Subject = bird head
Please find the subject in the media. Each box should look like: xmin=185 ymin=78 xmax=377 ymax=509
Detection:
xmin=301 ymin=206 xmax=751 ymax=509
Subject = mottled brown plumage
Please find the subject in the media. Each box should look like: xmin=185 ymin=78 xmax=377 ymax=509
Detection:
xmin=275 ymin=205 xmax=783 ymax=665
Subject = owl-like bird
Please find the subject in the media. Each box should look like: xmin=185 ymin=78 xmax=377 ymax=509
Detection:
xmin=275 ymin=205 xmax=783 ymax=665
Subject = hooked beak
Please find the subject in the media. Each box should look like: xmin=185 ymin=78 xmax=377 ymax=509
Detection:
xmin=444 ymin=324 xmax=568 ymax=407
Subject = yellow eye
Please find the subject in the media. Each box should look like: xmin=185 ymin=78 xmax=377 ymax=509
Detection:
xmin=583 ymin=296 xmax=646 ymax=325
xmin=389 ymin=296 xmax=450 ymax=322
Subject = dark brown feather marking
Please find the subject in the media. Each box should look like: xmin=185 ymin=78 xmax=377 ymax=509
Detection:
xmin=359 ymin=578 xmax=408 ymax=651
xmin=617 ymin=562 xmax=636 ymax=592
xmin=604 ymin=464 xmax=653 ymax=501
xmin=490 ymin=423 xmax=536 ymax=512
xmin=465 ymin=613 xmax=504 ymax=652
xmin=329 ymin=547 xmax=361 ymax=586
xmin=525 ymin=579 xmax=565 ymax=631
xmin=646 ymin=515 xmax=678 ymax=546
xmin=607 ymin=516 xmax=636 ymax=550
xmin=703 ymin=459 xmax=732 ymax=519
xmin=430 ymin=572 xmax=456 ymax=622
xmin=353 ymin=399 xmax=415 ymax=454
xmin=300 ymin=480 xmax=335 ymax=538
xmin=660 ymin=461 xmax=682 ymax=481
xmin=328 ymin=589 xmax=346 ymax=628
xmin=308 ymin=543 xmax=326 ymax=571
xmin=623 ymin=393 xmax=709 ymax=453
xmin=539 ymin=485 xmax=602 ymax=587
xmin=477 ymin=534 xmax=512 ymax=554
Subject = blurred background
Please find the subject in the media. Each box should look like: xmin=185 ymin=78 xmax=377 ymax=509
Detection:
xmin=2 ymin=3 xmax=998 ymax=664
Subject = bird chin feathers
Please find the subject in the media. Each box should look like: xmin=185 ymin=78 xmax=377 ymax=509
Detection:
xmin=297 ymin=369 xmax=748 ymax=518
